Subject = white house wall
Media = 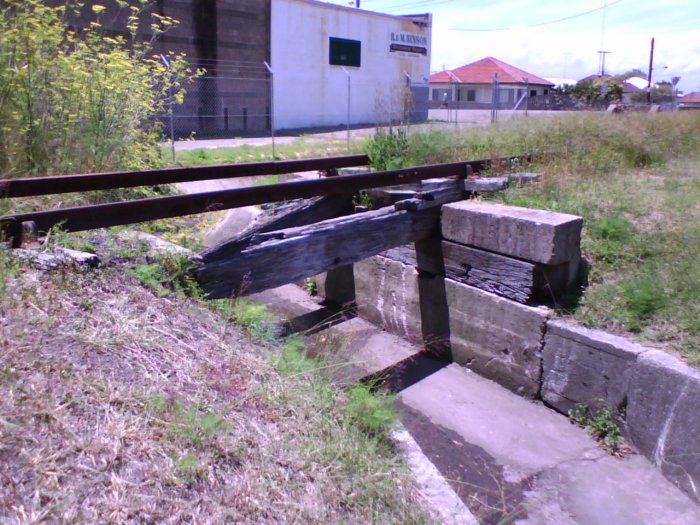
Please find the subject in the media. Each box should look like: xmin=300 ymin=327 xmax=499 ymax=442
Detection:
xmin=271 ymin=0 xmax=431 ymax=130
xmin=430 ymin=83 xmax=550 ymax=105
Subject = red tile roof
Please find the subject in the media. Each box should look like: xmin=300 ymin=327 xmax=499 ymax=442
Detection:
xmin=430 ymin=57 xmax=554 ymax=86
xmin=680 ymin=92 xmax=700 ymax=103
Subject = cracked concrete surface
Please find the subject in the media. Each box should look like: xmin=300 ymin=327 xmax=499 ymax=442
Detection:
xmin=399 ymin=364 xmax=700 ymax=524
xmin=249 ymin=283 xmax=700 ymax=524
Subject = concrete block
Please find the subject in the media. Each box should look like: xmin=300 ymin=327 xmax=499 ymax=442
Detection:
xmin=627 ymin=350 xmax=700 ymax=501
xmin=354 ymin=256 xmax=423 ymax=344
xmin=541 ymin=320 xmax=646 ymax=414
xmin=441 ymin=201 xmax=583 ymax=265
xmin=445 ymin=279 xmax=550 ymax=397
xmin=508 ymin=172 xmax=542 ymax=186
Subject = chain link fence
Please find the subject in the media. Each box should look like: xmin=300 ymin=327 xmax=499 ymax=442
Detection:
xmin=156 ymin=59 xmax=272 ymax=139
xmin=154 ymin=59 xmax=432 ymax=143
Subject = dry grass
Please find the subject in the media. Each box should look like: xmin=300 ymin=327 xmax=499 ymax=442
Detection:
xmin=0 ymin=241 xmax=432 ymax=524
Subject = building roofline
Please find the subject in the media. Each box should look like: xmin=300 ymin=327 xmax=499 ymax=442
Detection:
xmin=281 ymin=0 xmax=432 ymax=24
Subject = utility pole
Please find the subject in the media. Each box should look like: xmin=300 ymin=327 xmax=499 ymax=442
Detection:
xmin=647 ymin=37 xmax=655 ymax=106
xmin=341 ymin=67 xmax=351 ymax=151
xmin=562 ymin=52 xmax=572 ymax=79
xmin=597 ymin=50 xmax=610 ymax=76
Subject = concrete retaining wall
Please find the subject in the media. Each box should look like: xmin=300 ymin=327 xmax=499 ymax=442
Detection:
xmin=446 ymin=280 xmax=549 ymax=398
xmin=339 ymin=199 xmax=700 ymax=502
xmin=541 ymin=320 xmax=700 ymax=502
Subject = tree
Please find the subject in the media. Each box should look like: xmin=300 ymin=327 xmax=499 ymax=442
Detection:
xmin=0 ymin=0 xmax=194 ymax=178
xmin=555 ymin=78 xmax=622 ymax=108
xmin=616 ymin=69 xmax=648 ymax=81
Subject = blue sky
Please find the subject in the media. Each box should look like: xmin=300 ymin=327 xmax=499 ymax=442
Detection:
xmin=321 ymin=0 xmax=700 ymax=93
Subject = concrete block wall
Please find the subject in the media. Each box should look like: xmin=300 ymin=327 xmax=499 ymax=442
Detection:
xmin=541 ymin=321 xmax=700 ymax=502
xmin=343 ymin=199 xmax=700 ymax=502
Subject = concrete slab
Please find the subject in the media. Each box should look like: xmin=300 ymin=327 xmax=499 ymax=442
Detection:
xmin=392 ymin=428 xmax=479 ymax=525
xmin=251 ymin=283 xmax=443 ymax=389
xmin=400 ymin=364 xmax=700 ymax=524
xmin=521 ymin=454 xmax=700 ymax=525
xmin=542 ymin=319 xmax=647 ymax=414
xmin=446 ymin=280 xmax=550 ymax=398
xmin=354 ymin=256 xmax=423 ymax=345
xmin=204 ymin=206 xmax=261 ymax=248
xmin=627 ymin=350 xmax=700 ymax=502
xmin=442 ymin=200 xmax=583 ymax=265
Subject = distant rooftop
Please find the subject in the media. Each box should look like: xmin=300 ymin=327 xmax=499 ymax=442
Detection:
xmin=680 ymin=92 xmax=700 ymax=103
xmin=430 ymin=57 xmax=554 ymax=86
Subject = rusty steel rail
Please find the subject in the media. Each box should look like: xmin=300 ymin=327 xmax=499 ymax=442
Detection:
xmin=0 ymin=155 xmax=523 ymax=248
xmin=0 ymin=154 xmax=369 ymax=198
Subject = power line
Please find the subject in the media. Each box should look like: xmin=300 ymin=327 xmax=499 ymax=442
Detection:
xmin=382 ymin=0 xmax=457 ymax=13
xmin=452 ymin=0 xmax=623 ymax=32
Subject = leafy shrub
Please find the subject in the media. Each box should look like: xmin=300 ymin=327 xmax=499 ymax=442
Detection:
xmin=0 ymin=0 xmax=194 ymax=178
xmin=365 ymin=127 xmax=409 ymax=171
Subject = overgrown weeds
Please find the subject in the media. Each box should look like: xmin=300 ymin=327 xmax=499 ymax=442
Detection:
xmin=403 ymin=112 xmax=700 ymax=174
xmin=128 ymin=252 xmax=200 ymax=299
xmin=209 ymin=298 xmax=279 ymax=341
xmin=569 ymin=403 xmax=625 ymax=454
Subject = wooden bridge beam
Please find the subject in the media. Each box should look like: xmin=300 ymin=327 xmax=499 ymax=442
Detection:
xmin=194 ymin=205 xmax=440 ymax=299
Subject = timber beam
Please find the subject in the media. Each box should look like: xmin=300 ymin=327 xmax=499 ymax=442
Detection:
xmin=194 ymin=205 xmax=440 ymax=299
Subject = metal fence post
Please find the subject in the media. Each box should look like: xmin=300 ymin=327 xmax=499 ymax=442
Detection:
xmin=491 ymin=73 xmax=499 ymax=124
xmin=160 ymin=55 xmax=176 ymax=162
xmin=264 ymin=61 xmax=275 ymax=158
xmin=342 ymin=67 xmax=351 ymax=152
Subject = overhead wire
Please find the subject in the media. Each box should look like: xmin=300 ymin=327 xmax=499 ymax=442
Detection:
xmin=451 ymin=0 xmax=623 ymax=32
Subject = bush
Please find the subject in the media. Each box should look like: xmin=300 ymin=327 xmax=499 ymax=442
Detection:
xmin=365 ymin=127 xmax=409 ymax=171
xmin=0 ymin=0 xmax=194 ymax=178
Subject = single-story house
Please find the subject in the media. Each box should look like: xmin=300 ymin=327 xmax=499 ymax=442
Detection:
xmin=679 ymin=92 xmax=700 ymax=109
xmin=429 ymin=57 xmax=554 ymax=109
xmin=621 ymin=77 xmax=647 ymax=103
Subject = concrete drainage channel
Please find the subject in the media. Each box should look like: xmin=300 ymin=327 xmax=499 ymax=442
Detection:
xmin=35 ymin=159 xmax=697 ymax=521
xmin=214 ymin=186 xmax=700 ymax=523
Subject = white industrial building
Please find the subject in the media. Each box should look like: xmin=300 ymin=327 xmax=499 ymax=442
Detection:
xmin=271 ymin=0 xmax=432 ymax=130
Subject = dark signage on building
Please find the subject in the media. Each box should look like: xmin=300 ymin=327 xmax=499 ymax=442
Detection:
xmin=390 ymin=43 xmax=427 ymax=56
xmin=329 ymin=37 xmax=361 ymax=67
xmin=389 ymin=31 xmax=428 ymax=57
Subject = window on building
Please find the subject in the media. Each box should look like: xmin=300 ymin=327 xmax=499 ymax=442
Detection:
xmin=530 ymin=89 xmax=537 ymax=97
xmin=329 ymin=37 xmax=361 ymax=67
xmin=432 ymin=89 xmax=450 ymax=101
xmin=544 ymin=89 xmax=549 ymax=95
xmin=466 ymin=89 xmax=476 ymax=102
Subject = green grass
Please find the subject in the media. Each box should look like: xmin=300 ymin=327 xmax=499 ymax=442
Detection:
xmin=209 ymin=298 xmax=279 ymax=341
xmin=1 ymin=238 xmax=430 ymax=523
xmin=128 ymin=252 xmax=201 ymax=299
xmin=173 ymin=137 xmax=365 ymax=167
xmin=387 ymin=112 xmax=700 ymax=361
